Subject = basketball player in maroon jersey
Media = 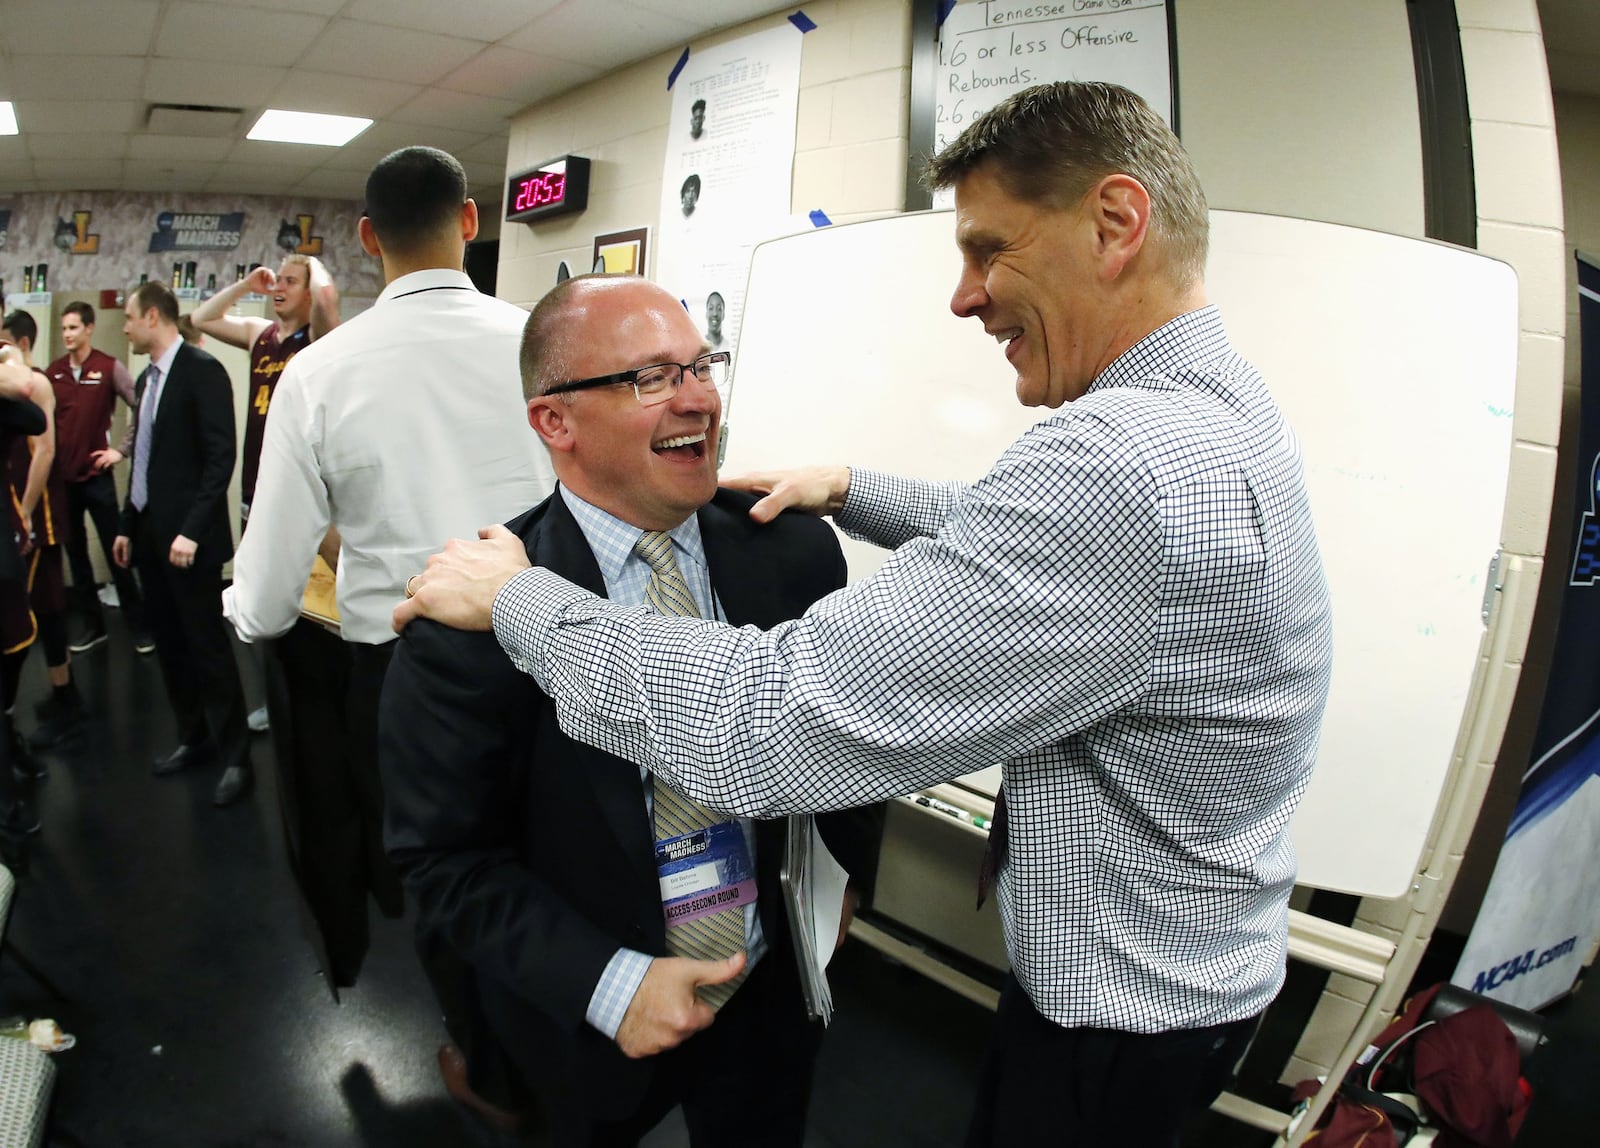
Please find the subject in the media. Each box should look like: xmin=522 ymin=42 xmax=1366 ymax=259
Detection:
xmin=2 ymin=311 xmax=86 ymax=757
xmin=191 ymin=254 xmax=339 ymax=732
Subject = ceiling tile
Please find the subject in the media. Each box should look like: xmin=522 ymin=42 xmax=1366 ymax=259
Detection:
xmin=289 ymin=171 xmax=369 ymax=199
xmin=620 ymin=0 xmax=786 ymax=34
xmin=298 ymin=20 xmax=487 ymax=85
xmin=390 ymin=89 xmax=524 ymax=133
xmin=269 ymin=70 xmax=423 ymax=120
xmin=460 ymin=160 xmax=507 ymax=185
xmin=0 ymin=181 xmax=41 ymax=195
xmin=203 ymin=168 xmax=304 ymax=196
xmin=154 ymin=1 xmax=329 ymax=67
xmin=26 ymin=133 xmax=129 ymax=161
xmin=201 ymin=0 xmax=346 ymax=13
xmin=437 ymin=46 xmax=600 ymax=105
xmin=308 ymin=146 xmax=401 ymax=176
xmin=343 ymin=0 xmax=561 ymax=42
xmin=8 ymin=56 xmax=148 ymax=102
xmin=5 ymin=0 xmax=162 ymax=54
xmin=457 ymin=134 xmax=513 ymax=165
xmin=0 ymin=0 xmax=828 ymax=205
xmin=122 ymin=160 xmax=222 ymax=190
xmin=505 ymin=1 xmax=700 ymax=71
xmin=128 ymin=135 xmax=238 ymax=163
xmin=33 ymin=160 xmax=127 ymax=189
xmin=226 ymin=139 xmax=336 ymax=169
xmin=144 ymin=60 xmax=288 ymax=107
xmin=328 ymin=121 xmax=491 ymax=160
xmin=13 ymin=102 xmax=146 ymax=134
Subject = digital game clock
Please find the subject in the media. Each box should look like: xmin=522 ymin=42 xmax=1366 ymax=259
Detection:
xmin=504 ymin=155 xmax=591 ymax=224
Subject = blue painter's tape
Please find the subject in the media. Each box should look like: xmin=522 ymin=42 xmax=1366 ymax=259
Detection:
xmin=667 ymin=47 xmax=690 ymax=90
xmin=809 ymin=209 xmax=832 ymax=228
xmin=937 ymin=0 xmax=956 ymax=28
xmin=789 ymin=10 xmax=817 ymax=33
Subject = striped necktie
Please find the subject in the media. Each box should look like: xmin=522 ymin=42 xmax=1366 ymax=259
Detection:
xmin=634 ymin=529 xmax=749 ymax=1008
xmin=130 ymin=364 xmax=163 ymax=512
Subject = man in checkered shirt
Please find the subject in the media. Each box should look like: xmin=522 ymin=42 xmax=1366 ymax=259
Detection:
xmin=398 ymin=82 xmax=1334 ymax=1147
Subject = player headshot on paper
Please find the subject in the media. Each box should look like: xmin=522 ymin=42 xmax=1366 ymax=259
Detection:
xmin=705 ymin=291 xmax=725 ymax=348
xmin=680 ymin=173 xmax=702 ymax=218
xmin=690 ymin=98 xmax=707 ymax=140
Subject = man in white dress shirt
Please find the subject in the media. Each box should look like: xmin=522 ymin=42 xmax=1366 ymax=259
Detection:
xmin=222 ymin=148 xmax=555 ymax=1055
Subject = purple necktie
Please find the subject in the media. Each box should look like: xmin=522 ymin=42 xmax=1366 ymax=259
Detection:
xmin=130 ymin=364 xmax=162 ymax=511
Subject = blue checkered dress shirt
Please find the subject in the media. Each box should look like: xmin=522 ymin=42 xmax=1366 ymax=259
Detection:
xmin=496 ymin=307 xmax=1333 ymax=1033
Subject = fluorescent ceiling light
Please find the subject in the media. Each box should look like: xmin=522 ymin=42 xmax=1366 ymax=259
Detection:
xmin=0 ymin=103 xmax=17 ymax=136
xmin=247 ymin=108 xmax=370 ymax=147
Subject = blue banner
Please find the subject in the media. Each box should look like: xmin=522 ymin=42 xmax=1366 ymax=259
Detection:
xmin=148 ymin=211 xmax=245 ymax=252
xmin=1454 ymin=252 xmax=1600 ymax=1008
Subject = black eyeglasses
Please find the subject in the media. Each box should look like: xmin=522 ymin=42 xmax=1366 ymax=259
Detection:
xmin=546 ymin=351 xmax=731 ymax=407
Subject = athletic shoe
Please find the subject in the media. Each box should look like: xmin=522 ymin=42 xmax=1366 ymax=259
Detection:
xmin=134 ymin=632 xmax=156 ymax=655
xmin=247 ymin=705 xmax=270 ymax=733
xmin=68 ymin=624 xmax=108 ymax=654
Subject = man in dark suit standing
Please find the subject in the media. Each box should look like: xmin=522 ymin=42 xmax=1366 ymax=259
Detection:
xmin=380 ymin=274 xmax=883 ymax=1145
xmin=114 ymin=281 xmax=251 ymax=808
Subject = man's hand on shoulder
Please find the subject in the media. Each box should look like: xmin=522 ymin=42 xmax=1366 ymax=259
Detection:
xmin=392 ymin=524 xmax=531 ymax=633
xmin=613 ymin=953 xmax=745 ymax=1059
xmin=722 ymin=466 xmax=850 ymax=523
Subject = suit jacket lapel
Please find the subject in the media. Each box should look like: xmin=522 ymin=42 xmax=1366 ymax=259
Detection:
xmin=529 ymin=491 xmax=657 ymax=879
xmin=145 ymin=343 xmax=184 ymax=459
xmin=698 ymin=496 xmax=784 ymax=628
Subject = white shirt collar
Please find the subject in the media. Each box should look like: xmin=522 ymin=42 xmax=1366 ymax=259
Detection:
xmin=377 ymin=267 xmax=477 ymax=303
xmin=149 ymin=336 xmax=181 ymax=381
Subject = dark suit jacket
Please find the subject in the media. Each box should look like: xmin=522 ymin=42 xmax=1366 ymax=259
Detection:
xmin=380 ymin=487 xmax=884 ymax=1118
xmin=118 ymin=340 xmax=236 ymax=565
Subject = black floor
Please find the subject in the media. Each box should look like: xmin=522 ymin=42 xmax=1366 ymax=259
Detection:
xmin=0 ymin=610 xmax=1592 ymax=1146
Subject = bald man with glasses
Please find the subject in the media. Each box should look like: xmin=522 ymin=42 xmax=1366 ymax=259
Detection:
xmin=378 ymin=273 xmax=883 ymax=1145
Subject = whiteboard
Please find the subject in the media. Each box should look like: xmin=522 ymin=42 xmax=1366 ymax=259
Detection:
xmin=934 ymin=0 xmax=1173 ymax=153
xmin=724 ymin=209 xmax=1518 ymax=900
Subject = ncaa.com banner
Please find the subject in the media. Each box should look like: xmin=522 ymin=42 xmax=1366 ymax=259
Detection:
xmin=1452 ymin=252 xmax=1600 ymax=1008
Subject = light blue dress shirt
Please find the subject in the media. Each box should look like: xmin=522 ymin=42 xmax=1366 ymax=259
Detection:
xmin=561 ymin=486 xmax=767 ymax=1040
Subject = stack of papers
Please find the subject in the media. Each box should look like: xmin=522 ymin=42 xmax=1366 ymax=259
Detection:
xmin=779 ymin=815 xmax=849 ymax=1025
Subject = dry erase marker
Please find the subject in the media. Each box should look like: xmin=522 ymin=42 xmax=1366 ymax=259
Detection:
xmin=916 ymin=794 xmax=988 ymax=829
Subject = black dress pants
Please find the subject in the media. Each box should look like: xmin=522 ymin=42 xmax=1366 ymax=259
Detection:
xmin=345 ymin=641 xmax=405 ymax=922
xmin=495 ymin=949 xmax=824 ymax=1147
xmin=133 ymin=528 xmax=246 ymax=771
xmin=263 ymin=628 xmax=402 ymax=987
xmin=964 ymin=976 xmax=1259 ymax=1148
xmin=65 ymin=472 xmax=144 ymax=630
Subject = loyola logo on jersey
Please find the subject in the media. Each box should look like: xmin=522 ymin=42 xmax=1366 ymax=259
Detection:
xmin=278 ymin=214 xmax=324 ymax=256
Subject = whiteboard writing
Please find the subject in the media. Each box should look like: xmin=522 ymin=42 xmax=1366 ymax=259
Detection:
xmin=934 ymin=0 xmax=1173 ymax=155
